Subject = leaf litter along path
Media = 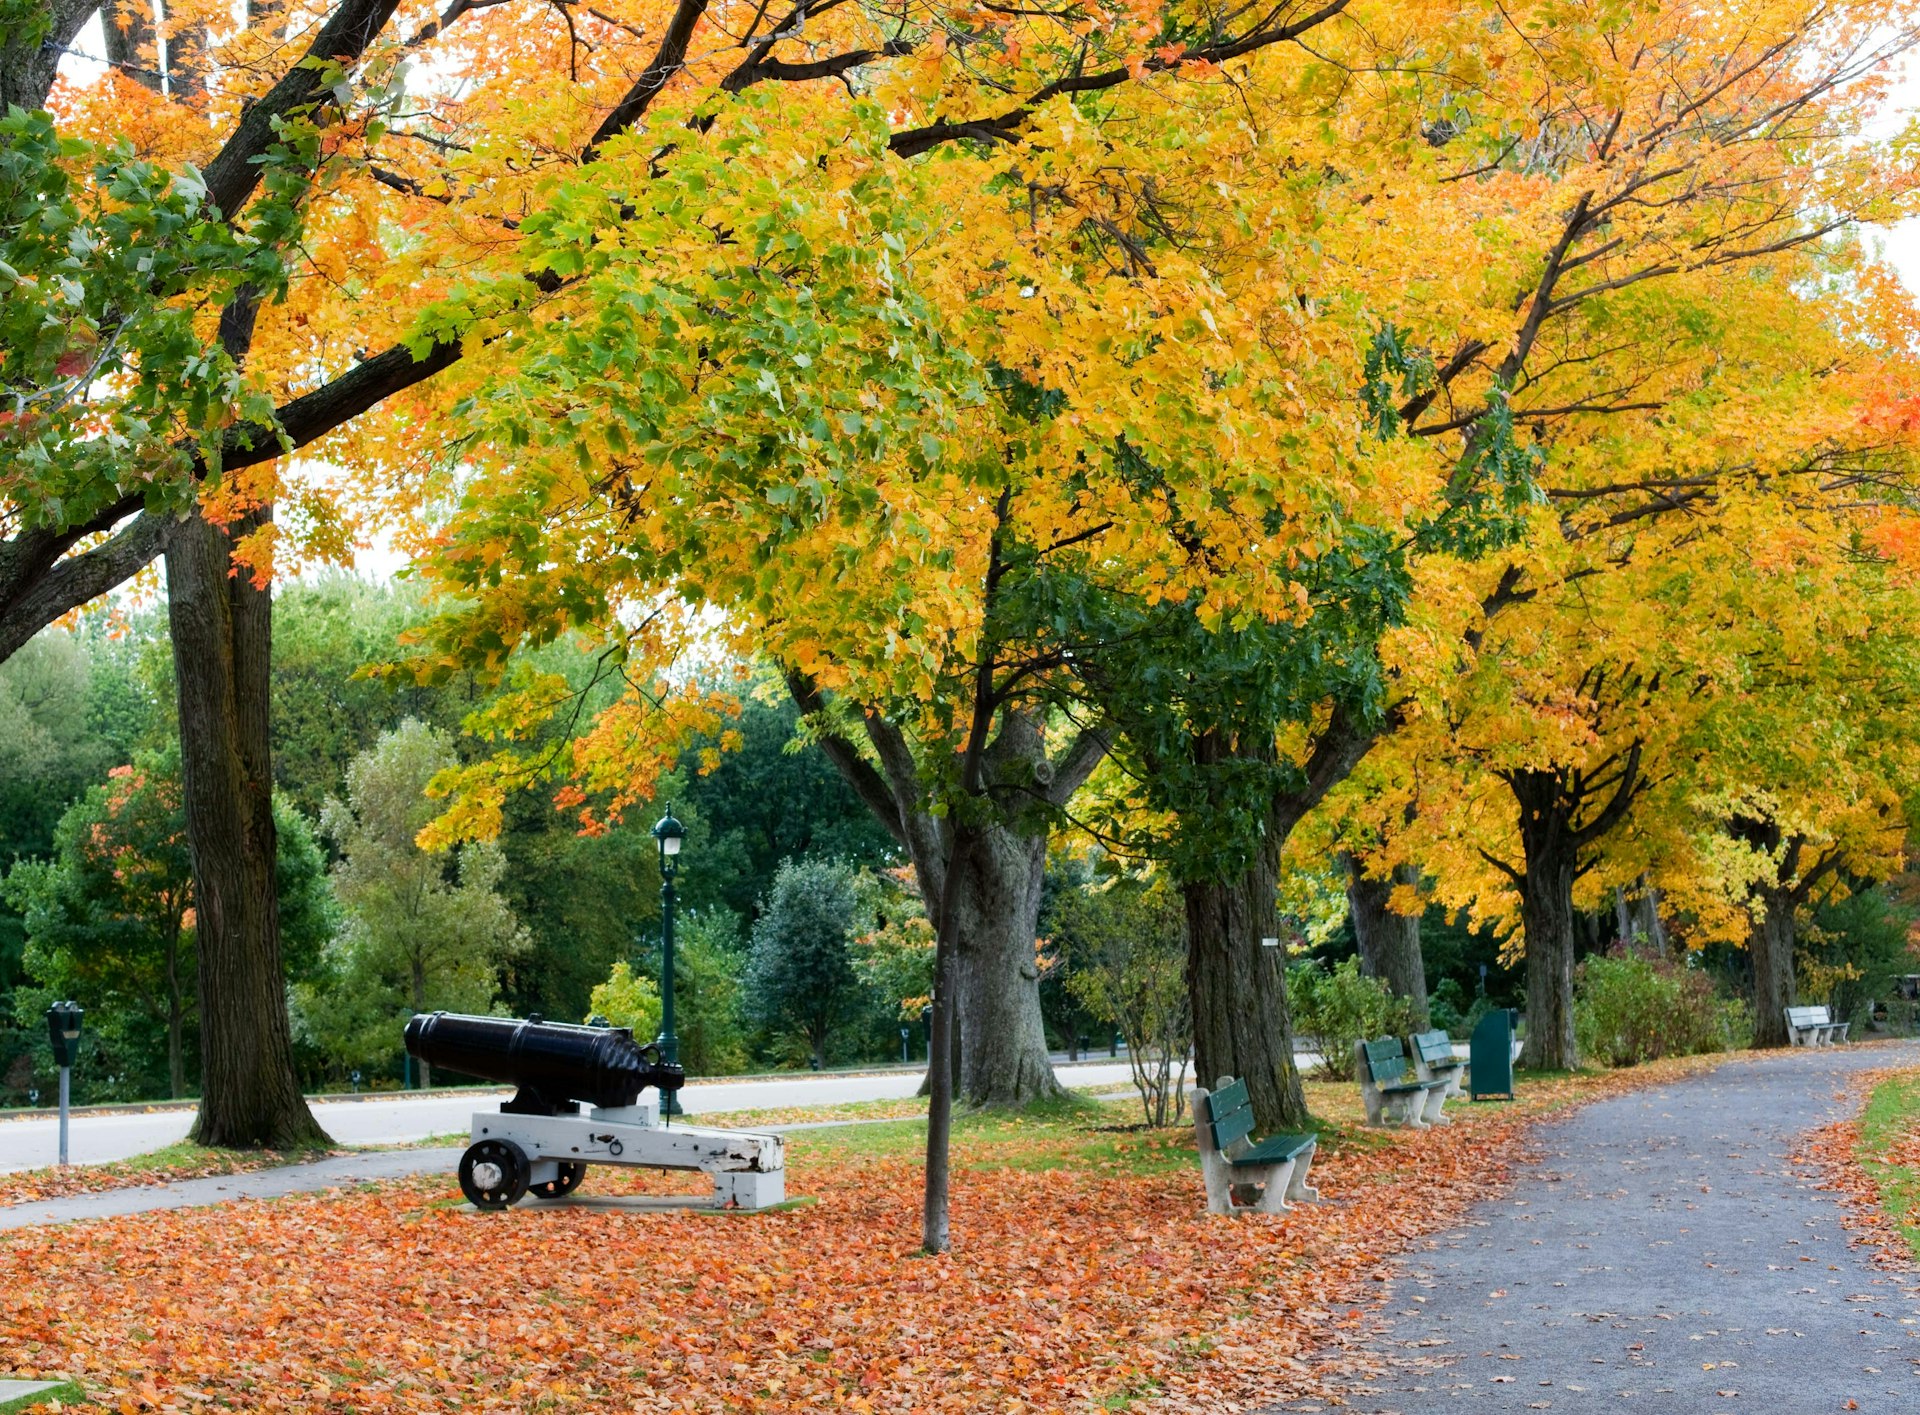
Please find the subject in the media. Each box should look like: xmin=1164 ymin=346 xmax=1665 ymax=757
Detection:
xmin=0 ymin=1067 xmax=1734 ymax=1414
xmin=1271 ymin=1042 xmax=1920 ymax=1415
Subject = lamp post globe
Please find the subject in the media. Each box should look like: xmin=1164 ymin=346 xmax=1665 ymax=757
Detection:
xmin=651 ymin=807 xmax=686 ymax=1116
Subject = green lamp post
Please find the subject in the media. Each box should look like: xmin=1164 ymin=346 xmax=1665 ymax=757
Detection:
xmin=652 ymin=806 xmax=686 ymax=1117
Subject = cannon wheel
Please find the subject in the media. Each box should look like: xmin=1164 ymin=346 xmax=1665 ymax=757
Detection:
xmin=459 ymin=1138 xmax=530 ymax=1209
xmin=530 ymin=1161 xmax=587 ymax=1200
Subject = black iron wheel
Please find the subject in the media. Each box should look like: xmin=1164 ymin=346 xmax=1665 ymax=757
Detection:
xmin=459 ymin=1138 xmax=531 ymax=1209
xmin=529 ymin=1160 xmax=587 ymax=1200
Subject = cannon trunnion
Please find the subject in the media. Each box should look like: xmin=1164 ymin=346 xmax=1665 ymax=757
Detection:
xmin=404 ymin=1012 xmax=784 ymax=1212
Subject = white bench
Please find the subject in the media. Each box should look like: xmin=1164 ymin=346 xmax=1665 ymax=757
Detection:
xmin=1356 ymin=1037 xmax=1450 ymax=1127
xmin=1785 ymin=1005 xmax=1849 ymax=1047
xmin=1191 ymin=1076 xmax=1319 ymax=1215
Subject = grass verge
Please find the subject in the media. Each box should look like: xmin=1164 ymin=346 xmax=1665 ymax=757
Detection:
xmin=0 ymin=1141 xmax=340 ymax=1210
xmin=0 ymin=1379 xmax=83 ymax=1412
xmin=1855 ymin=1069 xmax=1920 ymax=1263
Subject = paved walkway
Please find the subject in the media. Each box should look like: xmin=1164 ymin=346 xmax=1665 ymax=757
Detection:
xmin=0 ymin=1147 xmax=464 ymax=1231
xmin=1292 ymin=1043 xmax=1920 ymax=1415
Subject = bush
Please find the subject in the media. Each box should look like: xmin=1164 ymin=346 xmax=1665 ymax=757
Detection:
xmin=1428 ymin=978 xmax=1469 ymax=1038
xmin=1052 ymin=873 xmax=1191 ymax=1127
xmin=1288 ymin=958 xmax=1420 ymax=1080
xmin=597 ymin=910 xmax=753 ymax=1076
xmin=1573 ymin=948 xmax=1742 ymax=1068
xmin=587 ymin=962 xmax=662 ymax=1042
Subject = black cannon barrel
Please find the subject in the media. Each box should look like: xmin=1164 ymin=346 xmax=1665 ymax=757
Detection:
xmin=404 ymin=1011 xmax=684 ymax=1111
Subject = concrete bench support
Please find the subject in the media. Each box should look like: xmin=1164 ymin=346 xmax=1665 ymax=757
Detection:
xmin=1356 ymin=1038 xmax=1449 ymax=1127
xmin=1192 ymin=1077 xmax=1319 ymax=1216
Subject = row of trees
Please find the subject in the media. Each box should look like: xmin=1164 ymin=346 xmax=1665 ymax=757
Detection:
xmin=0 ymin=591 xmax=901 ymax=1101
xmin=6 ymin=0 xmax=1920 ymax=1250
xmin=3 ymin=592 xmax=1229 ymax=1099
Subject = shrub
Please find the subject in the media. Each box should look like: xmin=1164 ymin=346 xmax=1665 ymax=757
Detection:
xmin=1054 ymin=874 xmax=1191 ymax=1126
xmin=1428 ymin=978 xmax=1469 ymax=1038
xmin=1573 ymin=948 xmax=1741 ymax=1068
xmin=1288 ymin=958 xmax=1419 ymax=1080
xmin=587 ymin=962 xmax=662 ymax=1042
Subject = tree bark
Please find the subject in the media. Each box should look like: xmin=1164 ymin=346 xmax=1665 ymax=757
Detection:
xmin=1184 ymin=818 xmax=1308 ymax=1133
xmin=946 ymin=819 xmax=1062 ymax=1108
xmin=1344 ymin=855 xmax=1429 ymax=1026
xmin=1518 ymin=850 xmax=1579 ymax=1070
xmin=101 ymin=0 xmax=163 ymax=89
xmin=1511 ymin=769 xmax=1581 ymax=1070
xmin=168 ymin=509 xmax=326 ymax=1148
xmin=796 ymin=683 xmax=1091 ymax=1114
xmin=1749 ymin=887 xmax=1797 ymax=1048
xmin=0 ymin=0 xmax=96 ymax=112
xmin=1638 ymin=875 xmax=1669 ymax=953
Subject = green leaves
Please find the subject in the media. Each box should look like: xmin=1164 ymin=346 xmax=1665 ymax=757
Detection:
xmin=0 ymin=110 xmax=301 ymax=530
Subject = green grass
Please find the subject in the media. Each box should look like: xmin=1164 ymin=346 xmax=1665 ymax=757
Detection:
xmin=778 ymin=1084 xmax=1401 ymax=1180
xmin=0 ymin=1379 xmax=84 ymax=1412
xmin=121 ymin=1139 xmax=327 ymax=1172
xmin=1856 ymin=1070 xmax=1920 ymax=1262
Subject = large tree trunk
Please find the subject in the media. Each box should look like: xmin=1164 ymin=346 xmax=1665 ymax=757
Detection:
xmin=168 ymin=509 xmax=326 ymax=1149
xmin=1749 ymin=888 xmax=1797 ymax=1048
xmin=1512 ymin=770 xmax=1580 ymax=1071
xmin=1519 ymin=860 xmax=1579 ymax=1070
xmin=1184 ymin=822 xmax=1308 ymax=1133
xmin=1638 ymin=875 xmax=1669 ymax=954
xmin=947 ymin=821 xmax=1062 ymax=1107
xmin=1344 ymin=856 xmax=1429 ymax=1026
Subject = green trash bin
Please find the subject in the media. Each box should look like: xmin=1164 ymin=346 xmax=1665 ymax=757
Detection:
xmin=1469 ymin=1007 xmax=1519 ymax=1101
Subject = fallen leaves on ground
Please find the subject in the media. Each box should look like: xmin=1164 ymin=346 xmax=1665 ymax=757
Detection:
xmin=0 ymin=1056 xmax=1736 ymax=1413
xmin=1795 ymin=1064 xmax=1920 ymax=1273
xmin=0 ymin=1145 xmax=345 ymax=1209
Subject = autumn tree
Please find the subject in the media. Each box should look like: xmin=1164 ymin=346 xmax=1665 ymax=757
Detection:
xmin=2 ymin=0 xmax=1397 ymax=1160
xmin=307 ymin=719 xmax=527 ymax=1082
xmin=4 ymin=754 xmax=331 ymax=1097
xmin=1229 ymin=5 xmax=1920 ymax=1073
xmin=1659 ymin=564 xmax=1920 ymax=1045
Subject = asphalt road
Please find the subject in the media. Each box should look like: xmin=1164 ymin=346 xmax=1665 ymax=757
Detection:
xmin=1293 ymin=1043 xmax=1920 ymax=1415
xmin=0 ymin=1060 xmax=1144 ymax=1173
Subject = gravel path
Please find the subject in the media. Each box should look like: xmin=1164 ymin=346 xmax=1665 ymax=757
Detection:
xmin=1288 ymin=1043 xmax=1920 ymax=1415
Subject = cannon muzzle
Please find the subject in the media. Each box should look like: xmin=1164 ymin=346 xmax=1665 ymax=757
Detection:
xmin=404 ymin=1011 xmax=684 ymax=1115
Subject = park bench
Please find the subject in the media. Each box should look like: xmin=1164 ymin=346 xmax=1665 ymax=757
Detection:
xmin=1190 ymin=1076 xmax=1319 ymax=1215
xmin=1355 ymin=1036 xmax=1450 ymax=1127
xmin=1785 ymin=1005 xmax=1849 ymax=1047
xmin=1407 ymin=1028 xmax=1466 ymax=1097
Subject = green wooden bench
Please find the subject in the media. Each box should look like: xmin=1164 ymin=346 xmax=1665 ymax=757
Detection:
xmin=1408 ymin=1028 xmax=1466 ymax=1097
xmin=1355 ymin=1036 xmax=1450 ymax=1127
xmin=1190 ymin=1076 xmax=1319 ymax=1215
